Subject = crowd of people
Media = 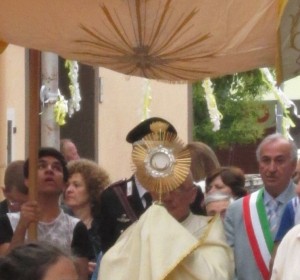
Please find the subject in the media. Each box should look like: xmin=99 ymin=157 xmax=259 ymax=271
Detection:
xmin=0 ymin=117 xmax=299 ymax=280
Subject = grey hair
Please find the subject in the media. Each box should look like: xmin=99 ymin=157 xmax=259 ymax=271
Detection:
xmin=256 ymin=133 xmax=298 ymax=162
xmin=204 ymin=192 xmax=233 ymax=206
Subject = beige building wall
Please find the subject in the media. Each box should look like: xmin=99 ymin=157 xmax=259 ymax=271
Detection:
xmin=0 ymin=45 xmax=26 ymax=199
xmin=97 ymin=68 xmax=190 ymax=181
xmin=0 ymin=46 xmax=191 ymax=187
xmin=4 ymin=46 xmax=26 ymax=161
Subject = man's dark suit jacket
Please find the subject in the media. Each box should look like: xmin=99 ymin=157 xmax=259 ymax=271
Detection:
xmin=99 ymin=176 xmax=150 ymax=253
xmin=0 ymin=199 xmax=9 ymax=215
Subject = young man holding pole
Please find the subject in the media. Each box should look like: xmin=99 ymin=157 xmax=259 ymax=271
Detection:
xmin=0 ymin=147 xmax=91 ymax=280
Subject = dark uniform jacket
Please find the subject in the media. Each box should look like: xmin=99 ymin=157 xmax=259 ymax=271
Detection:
xmin=99 ymin=176 xmax=151 ymax=252
xmin=0 ymin=199 xmax=9 ymax=216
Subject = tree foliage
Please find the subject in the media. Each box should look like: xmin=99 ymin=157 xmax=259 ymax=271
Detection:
xmin=193 ymin=69 xmax=270 ymax=149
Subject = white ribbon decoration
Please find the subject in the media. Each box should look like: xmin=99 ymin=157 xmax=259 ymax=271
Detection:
xmin=202 ymin=78 xmax=223 ymax=131
xmin=65 ymin=60 xmax=81 ymax=117
xmin=140 ymin=78 xmax=152 ymax=120
xmin=261 ymin=68 xmax=298 ymax=139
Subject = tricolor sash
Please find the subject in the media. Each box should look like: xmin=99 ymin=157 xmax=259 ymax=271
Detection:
xmin=243 ymin=189 xmax=274 ymax=280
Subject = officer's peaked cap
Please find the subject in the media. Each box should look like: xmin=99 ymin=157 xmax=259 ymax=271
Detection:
xmin=126 ymin=117 xmax=177 ymax=144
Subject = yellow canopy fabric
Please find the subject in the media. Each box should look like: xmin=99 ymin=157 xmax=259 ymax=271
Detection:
xmin=277 ymin=0 xmax=300 ymax=83
xmin=0 ymin=0 xmax=277 ymax=82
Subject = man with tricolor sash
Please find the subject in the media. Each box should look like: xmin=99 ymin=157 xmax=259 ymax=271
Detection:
xmin=224 ymin=133 xmax=297 ymax=280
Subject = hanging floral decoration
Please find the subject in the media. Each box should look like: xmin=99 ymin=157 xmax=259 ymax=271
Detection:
xmin=202 ymin=78 xmax=223 ymax=131
xmin=40 ymin=70 xmax=68 ymax=126
xmin=52 ymin=60 xmax=81 ymax=126
xmin=65 ymin=60 xmax=81 ymax=117
xmin=53 ymin=92 xmax=68 ymax=125
xmin=139 ymin=78 xmax=152 ymax=121
xmin=261 ymin=68 xmax=299 ymax=139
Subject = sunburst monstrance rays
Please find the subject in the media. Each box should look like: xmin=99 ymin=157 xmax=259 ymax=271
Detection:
xmin=132 ymin=132 xmax=191 ymax=195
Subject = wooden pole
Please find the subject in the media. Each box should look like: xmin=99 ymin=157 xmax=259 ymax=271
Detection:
xmin=0 ymin=46 xmax=7 ymax=201
xmin=28 ymin=49 xmax=41 ymax=241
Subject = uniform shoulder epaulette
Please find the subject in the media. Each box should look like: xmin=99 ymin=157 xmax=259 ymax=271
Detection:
xmin=107 ymin=178 xmax=128 ymax=189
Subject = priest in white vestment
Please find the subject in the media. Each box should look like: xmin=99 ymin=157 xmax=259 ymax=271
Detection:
xmin=99 ymin=173 xmax=234 ymax=280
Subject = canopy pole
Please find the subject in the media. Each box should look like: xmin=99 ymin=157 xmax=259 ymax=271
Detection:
xmin=41 ymin=52 xmax=60 ymax=148
xmin=28 ymin=49 xmax=41 ymax=241
xmin=275 ymin=84 xmax=285 ymax=135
